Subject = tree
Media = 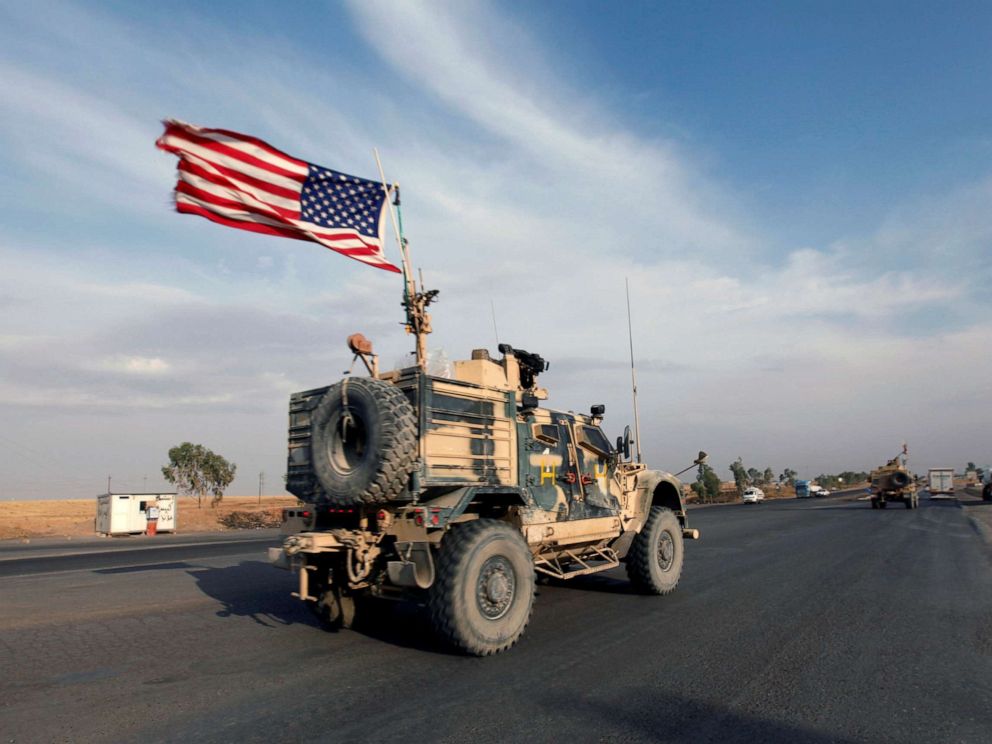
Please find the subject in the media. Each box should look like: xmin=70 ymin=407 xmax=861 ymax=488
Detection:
xmin=779 ymin=468 xmax=797 ymax=486
xmin=762 ymin=467 xmax=774 ymax=486
xmin=162 ymin=442 xmax=237 ymax=508
xmin=691 ymin=462 xmax=722 ymax=503
xmin=967 ymin=461 xmax=977 ymax=472
xmin=746 ymin=467 xmax=762 ymax=485
xmin=729 ymin=458 xmax=749 ymax=496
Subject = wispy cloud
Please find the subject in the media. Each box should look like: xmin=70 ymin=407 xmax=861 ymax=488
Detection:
xmin=0 ymin=0 xmax=989 ymax=497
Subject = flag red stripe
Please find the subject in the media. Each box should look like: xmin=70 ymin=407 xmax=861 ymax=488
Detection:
xmin=160 ymin=125 xmax=307 ymax=183
xmin=177 ymin=201 xmax=309 ymax=243
xmin=187 ymin=125 xmax=309 ymax=170
xmin=176 ymin=191 xmax=382 ymax=254
xmin=177 ymin=163 xmax=300 ymax=220
xmin=176 ymin=180 xmax=296 ymax=223
xmin=177 ymin=201 xmax=401 ymax=272
xmin=179 ymin=156 xmax=301 ymax=203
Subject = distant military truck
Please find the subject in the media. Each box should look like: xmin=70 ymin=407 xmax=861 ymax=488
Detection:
xmin=869 ymin=455 xmax=918 ymax=510
xmin=926 ymin=468 xmax=954 ymax=498
xmin=272 ymin=340 xmax=702 ymax=655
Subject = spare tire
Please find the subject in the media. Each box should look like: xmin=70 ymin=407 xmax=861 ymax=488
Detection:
xmin=890 ymin=471 xmax=911 ymax=488
xmin=310 ymin=377 xmax=417 ymax=505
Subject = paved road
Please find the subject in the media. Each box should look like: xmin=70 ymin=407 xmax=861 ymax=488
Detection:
xmin=2 ymin=495 xmax=990 ymax=743
xmin=0 ymin=530 xmax=281 ymax=577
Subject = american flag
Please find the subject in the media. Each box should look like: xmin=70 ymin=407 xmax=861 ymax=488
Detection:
xmin=156 ymin=120 xmax=400 ymax=273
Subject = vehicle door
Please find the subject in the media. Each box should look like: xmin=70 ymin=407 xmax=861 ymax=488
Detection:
xmin=573 ymin=423 xmax=618 ymax=513
xmin=524 ymin=417 xmax=583 ymax=518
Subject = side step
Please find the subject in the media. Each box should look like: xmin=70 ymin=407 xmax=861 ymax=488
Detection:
xmin=533 ymin=545 xmax=619 ymax=580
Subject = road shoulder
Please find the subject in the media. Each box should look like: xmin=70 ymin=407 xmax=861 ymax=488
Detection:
xmin=958 ymin=488 xmax=992 ymax=548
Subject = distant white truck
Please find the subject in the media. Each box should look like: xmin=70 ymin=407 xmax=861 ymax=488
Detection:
xmin=927 ymin=468 xmax=954 ymax=498
xmin=95 ymin=493 xmax=177 ymax=535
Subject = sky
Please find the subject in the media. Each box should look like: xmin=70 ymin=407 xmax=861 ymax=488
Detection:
xmin=1 ymin=0 xmax=990 ymax=500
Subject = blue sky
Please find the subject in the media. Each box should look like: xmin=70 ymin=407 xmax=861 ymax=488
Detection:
xmin=1 ymin=0 xmax=990 ymax=499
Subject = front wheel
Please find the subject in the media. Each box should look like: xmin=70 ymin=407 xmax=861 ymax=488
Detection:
xmin=428 ymin=520 xmax=535 ymax=656
xmin=626 ymin=506 xmax=684 ymax=595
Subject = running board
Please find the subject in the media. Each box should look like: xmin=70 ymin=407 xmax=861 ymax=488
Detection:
xmin=533 ymin=545 xmax=619 ymax=580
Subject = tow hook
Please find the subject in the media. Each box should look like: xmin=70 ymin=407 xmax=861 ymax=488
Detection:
xmin=682 ymin=528 xmax=700 ymax=540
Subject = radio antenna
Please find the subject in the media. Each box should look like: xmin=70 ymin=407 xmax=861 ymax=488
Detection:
xmin=625 ymin=277 xmax=643 ymax=463
xmin=490 ymin=299 xmax=500 ymax=347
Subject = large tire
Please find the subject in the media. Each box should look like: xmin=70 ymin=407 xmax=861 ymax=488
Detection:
xmin=890 ymin=471 xmax=911 ymax=488
xmin=311 ymin=587 xmax=361 ymax=629
xmin=626 ymin=506 xmax=684 ymax=595
xmin=983 ymin=484 xmax=991 ymax=502
xmin=428 ymin=520 xmax=535 ymax=656
xmin=310 ymin=377 xmax=416 ymax=505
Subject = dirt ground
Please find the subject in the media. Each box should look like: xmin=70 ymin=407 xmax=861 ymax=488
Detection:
xmin=0 ymin=495 xmax=298 ymax=541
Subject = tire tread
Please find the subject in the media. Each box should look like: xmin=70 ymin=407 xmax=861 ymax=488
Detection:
xmin=428 ymin=520 xmax=534 ymax=656
xmin=626 ymin=506 xmax=683 ymax=595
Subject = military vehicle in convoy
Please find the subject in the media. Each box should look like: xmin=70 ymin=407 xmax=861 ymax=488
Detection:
xmin=869 ymin=452 xmax=918 ymax=510
xmin=270 ymin=270 xmax=702 ymax=655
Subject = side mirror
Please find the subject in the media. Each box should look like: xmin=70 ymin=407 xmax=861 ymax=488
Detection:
xmin=615 ymin=425 xmax=632 ymax=461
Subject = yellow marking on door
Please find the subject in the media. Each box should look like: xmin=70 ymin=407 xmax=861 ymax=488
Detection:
xmin=541 ymin=464 xmax=557 ymax=485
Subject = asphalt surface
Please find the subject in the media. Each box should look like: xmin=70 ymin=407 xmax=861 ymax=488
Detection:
xmin=2 ymin=495 xmax=991 ymax=743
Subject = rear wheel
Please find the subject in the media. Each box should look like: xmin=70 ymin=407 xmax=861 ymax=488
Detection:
xmin=429 ymin=520 xmax=535 ymax=656
xmin=311 ymin=586 xmax=362 ymax=629
xmin=626 ymin=506 xmax=684 ymax=595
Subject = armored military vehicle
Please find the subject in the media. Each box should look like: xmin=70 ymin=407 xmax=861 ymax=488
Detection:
xmin=869 ymin=452 xmax=918 ymax=510
xmin=271 ymin=274 xmax=702 ymax=655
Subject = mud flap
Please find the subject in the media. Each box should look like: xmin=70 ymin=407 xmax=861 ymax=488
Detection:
xmin=387 ymin=541 xmax=435 ymax=589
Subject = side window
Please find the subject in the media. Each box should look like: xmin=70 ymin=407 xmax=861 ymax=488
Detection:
xmin=532 ymin=423 xmax=559 ymax=446
xmin=578 ymin=426 xmax=612 ymax=458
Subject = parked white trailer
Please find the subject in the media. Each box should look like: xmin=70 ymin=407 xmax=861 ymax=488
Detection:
xmin=95 ymin=493 xmax=177 ymax=535
xmin=927 ymin=468 xmax=954 ymax=498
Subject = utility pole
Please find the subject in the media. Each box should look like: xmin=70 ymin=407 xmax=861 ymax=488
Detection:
xmin=107 ymin=475 xmax=111 ymax=495
xmin=258 ymin=471 xmax=264 ymax=504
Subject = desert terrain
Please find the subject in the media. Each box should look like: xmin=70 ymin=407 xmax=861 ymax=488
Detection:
xmin=0 ymin=495 xmax=298 ymax=541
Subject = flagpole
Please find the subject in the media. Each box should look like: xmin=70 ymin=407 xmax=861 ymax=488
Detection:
xmin=373 ymin=148 xmax=427 ymax=369
xmin=626 ymin=277 xmax=643 ymax=463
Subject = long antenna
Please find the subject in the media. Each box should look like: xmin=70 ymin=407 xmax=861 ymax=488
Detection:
xmin=490 ymin=299 xmax=500 ymax=347
xmin=625 ymin=278 xmax=643 ymax=463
